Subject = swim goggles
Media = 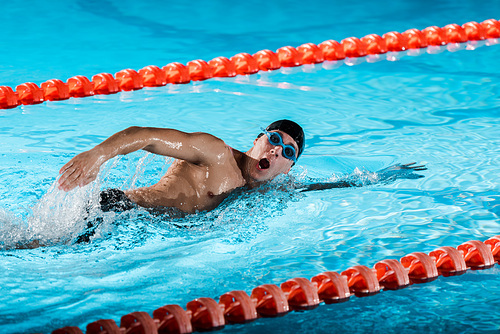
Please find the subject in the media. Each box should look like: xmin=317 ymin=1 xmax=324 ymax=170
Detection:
xmin=261 ymin=128 xmax=297 ymax=162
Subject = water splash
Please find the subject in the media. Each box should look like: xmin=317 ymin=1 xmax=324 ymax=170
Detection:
xmin=0 ymin=179 xmax=102 ymax=249
xmin=0 ymin=150 xmax=417 ymax=250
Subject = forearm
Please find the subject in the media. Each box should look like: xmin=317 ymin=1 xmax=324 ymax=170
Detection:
xmin=93 ymin=126 xmax=160 ymax=161
xmin=299 ymin=180 xmax=359 ymax=192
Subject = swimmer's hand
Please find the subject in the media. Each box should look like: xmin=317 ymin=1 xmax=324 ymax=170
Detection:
xmin=58 ymin=147 xmax=106 ymax=192
xmin=375 ymin=162 xmax=427 ymax=182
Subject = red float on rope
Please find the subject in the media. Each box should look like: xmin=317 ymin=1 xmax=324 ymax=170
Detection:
xmin=462 ymin=21 xmax=486 ymax=41
xmin=280 ymin=277 xmax=320 ymax=310
xmin=296 ymin=43 xmax=324 ymax=64
xmin=139 ymin=65 xmax=168 ymax=87
xmin=481 ymin=19 xmax=500 ymax=38
xmin=361 ymin=34 xmax=388 ymax=55
xmin=373 ymin=259 xmax=410 ymax=290
xmin=311 ymin=271 xmax=351 ymax=303
xmin=253 ymin=50 xmax=281 ymax=71
xmin=115 ymin=69 xmax=144 ymax=91
xmin=187 ymin=59 xmax=213 ymax=81
xmin=16 ymin=82 xmax=44 ymax=105
xmin=92 ymin=73 xmax=120 ymax=95
xmin=341 ymin=37 xmax=368 ymax=58
xmin=383 ymin=31 xmax=409 ymax=52
xmin=318 ymin=40 xmax=346 ymax=61
xmin=400 ymin=252 xmax=439 ymax=283
xmin=443 ymin=24 xmax=468 ymax=43
xmin=457 ymin=240 xmax=495 ymax=269
xmin=51 ymin=327 xmax=84 ymax=334
xmin=429 ymin=246 xmax=467 ymax=276
xmin=0 ymin=86 xmax=19 ymax=109
xmin=186 ymin=297 xmax=225 ymax=331
xmin=67 ymin=75 xmax=94 ymax=98
xmin=86 ymin=319 xmax=121 ymax=334
xmin=341 ymin=265 xmax=381 ymax=296
xmin=153 ymin=304 xmax=193 ymax=334
xmin=162 ymin=62 xmax=191 ymax=84
xmin=219 ymin=290 xmax=258 ymax=324
xmin=276 ymin=46 xmax=302 ymax=67
xmin=250 ymin=284 xmax=290 ymax=317
xmin=231 ymin=53 xmax=259 ymax=75
xmin=422 ymin=26 xmax=448 ymax=46
xmin=208 ymin=57 xmax=237 ymax=77
xmin=484 ymin=235 xmax=500 ymax=262
xmin=120 ymin=311 xmax=158 ymax=333
xmin=41 ymin=79 xmax=70 ymax=101
xmin=402 ymin=29 xmax=428 ymax=49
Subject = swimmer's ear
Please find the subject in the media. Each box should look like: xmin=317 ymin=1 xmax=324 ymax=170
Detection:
xmin=254 ymin=133 xmax=264 ymax=145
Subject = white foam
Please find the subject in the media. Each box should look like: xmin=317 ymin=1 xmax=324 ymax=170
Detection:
xmin=26 ymin=180 xmax=101 ymax=245
xmin=0 ymin=178 xmax=101 ymax=249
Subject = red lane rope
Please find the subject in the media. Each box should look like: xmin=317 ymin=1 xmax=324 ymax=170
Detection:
xmin=1 ymin=19 xmax=499 ymax=109
xmin=51 ymin=236 xmax=500 ymax=334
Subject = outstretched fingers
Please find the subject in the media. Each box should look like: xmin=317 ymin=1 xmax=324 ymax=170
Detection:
xmin=402 ymin=162 xmax=427 ymax=171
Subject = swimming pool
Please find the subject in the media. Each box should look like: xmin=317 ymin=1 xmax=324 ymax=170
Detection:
xmin=1 ymin=0 xmax=500 ymax=333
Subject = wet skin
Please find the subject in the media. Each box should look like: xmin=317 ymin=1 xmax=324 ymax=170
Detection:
xmin=58 ymin=126 xmax=299 ymax=214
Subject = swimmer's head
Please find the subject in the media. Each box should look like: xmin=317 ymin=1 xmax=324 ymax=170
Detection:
xmin=246 ymin=119 xmax=304 ymax=182
xmin=263 ymin=119 xmax=305 ymax=159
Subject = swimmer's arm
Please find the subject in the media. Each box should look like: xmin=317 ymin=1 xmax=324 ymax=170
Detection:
xmin=95 ymin=126 xmax=224 ymax=163
xmin=58 ymin=126 xmax=224 ymax=191
xmin=298 ymin=163 xmax=427 ymax=192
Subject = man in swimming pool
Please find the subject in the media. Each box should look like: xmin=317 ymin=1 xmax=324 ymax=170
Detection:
xmin=58 ymin=120 xmax=306 ymax=214
xmin=58 ymin=119 xmax=426 ymax=215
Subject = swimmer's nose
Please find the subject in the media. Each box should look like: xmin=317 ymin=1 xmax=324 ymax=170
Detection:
xmin=270 ymin=146 xmax=281 ymax=157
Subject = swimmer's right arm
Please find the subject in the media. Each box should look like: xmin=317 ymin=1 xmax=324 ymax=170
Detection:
xmin=58 ymin=126 xmax=225 ymax=191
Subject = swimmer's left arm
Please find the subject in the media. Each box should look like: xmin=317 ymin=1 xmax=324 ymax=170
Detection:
xmin=298 ymin=162 xmax=427 ymax=192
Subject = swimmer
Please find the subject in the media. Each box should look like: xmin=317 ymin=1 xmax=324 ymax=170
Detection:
xmin=58 ymin=120 xmax=306 ymax=214
xmin=58 ymin=119 xmax=426 ymax=215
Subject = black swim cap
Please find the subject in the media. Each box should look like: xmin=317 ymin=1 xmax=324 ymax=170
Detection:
xmin=266 ymin=119 xmax=305 ymax=159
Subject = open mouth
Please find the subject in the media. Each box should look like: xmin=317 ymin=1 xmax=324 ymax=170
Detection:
xmin=258 ymin=158 xmax=270 ymax=170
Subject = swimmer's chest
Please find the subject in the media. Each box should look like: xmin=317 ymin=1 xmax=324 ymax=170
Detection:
xmin=163 ymin=159 xmax=244 ymax=197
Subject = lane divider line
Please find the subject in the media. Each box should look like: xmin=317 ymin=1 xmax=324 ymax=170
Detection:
xmin=51 ymin=236 xmax=500 ymax=334
xmin=1 ymin=19 xmax=499 ymax=109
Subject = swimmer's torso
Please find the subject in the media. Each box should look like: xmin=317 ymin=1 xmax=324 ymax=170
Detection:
xmin=125 ymin=145 xmax=246 ymax=213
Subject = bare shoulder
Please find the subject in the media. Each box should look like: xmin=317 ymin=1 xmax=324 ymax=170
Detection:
xmin=188 ymin=132 xmax=234 ymax=164
xmin=188 ymin=132 xmax=226 ymax=149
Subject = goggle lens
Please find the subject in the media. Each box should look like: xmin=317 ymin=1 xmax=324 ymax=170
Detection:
xmin=269 ymin=133 xmax=281 ymax=144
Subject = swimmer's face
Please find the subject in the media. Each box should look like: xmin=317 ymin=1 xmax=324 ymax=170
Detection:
xmin=247 ymin=130 xmax=299 ymax=182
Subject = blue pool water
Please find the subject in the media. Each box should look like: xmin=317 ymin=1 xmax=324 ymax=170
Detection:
xmin=1 ymin=0 xmax=500 ymax=333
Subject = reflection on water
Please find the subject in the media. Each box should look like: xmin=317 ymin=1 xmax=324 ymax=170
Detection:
xmin=0 ymin=34 xmax=499 ymax=334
